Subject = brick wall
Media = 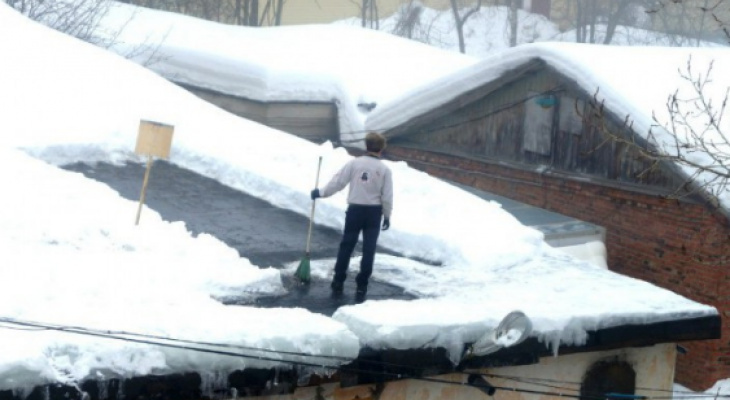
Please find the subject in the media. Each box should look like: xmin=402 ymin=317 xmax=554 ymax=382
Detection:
xmin=385 ymin=145 xmax=730 ymax=390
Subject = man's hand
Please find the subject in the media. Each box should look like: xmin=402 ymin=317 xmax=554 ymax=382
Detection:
xmin=310 ymin=189 xmax=320 ymax=200
xmin=382 ymin=218 xmax=390 ymax=231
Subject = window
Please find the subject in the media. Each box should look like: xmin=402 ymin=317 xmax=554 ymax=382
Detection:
xmin=523 ymin=92 xmax=555 ymax=155
xmin=580 ymin=360 xmax=636 ymax=400
xmin=559 ymin=95 xmax=584 ymax=136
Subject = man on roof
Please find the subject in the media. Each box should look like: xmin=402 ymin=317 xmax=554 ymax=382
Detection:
xmin=311 ymin=132 xmax=394 ymax=301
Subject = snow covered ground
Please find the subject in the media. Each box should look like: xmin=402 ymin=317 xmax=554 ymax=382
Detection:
xmin=334 ymin=4 xmax=725 ymax=57
xmin=0 ymin=1 xmax=723 ymax=396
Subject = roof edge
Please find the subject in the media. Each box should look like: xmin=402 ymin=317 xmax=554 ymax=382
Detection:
xmin=339 ymin=314 xmax=721 ymax=386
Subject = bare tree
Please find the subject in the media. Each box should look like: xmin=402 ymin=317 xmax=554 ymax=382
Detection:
xmin=6 ymin=0 xmax=112 ymax=46
xmin=583 ymin=59 xmax=729 ymax=209
xmin=389 ymin=1 xmax=448 ymax=48
xmin=391 ymin=1 xmax=423 ymax=39
xmin=7 ymin=0 xmax=167 ymax=66
xmin=258 ymin=0 xmax=285 ymax=26
xmin=450 ymin=0 xmax=482 ymax=53
xmin=274 ymin=0 xmax=284 ymax=25
xmin=645 ymin=0 xmax=730 ymax=46
xmin=507 ymin=0 xmax=518 ymax=47
xmin=358 ymin=0 xmax=379 ymax=29
xmin=118 ymin=0 xmax=285 ymax=26
xmin=602 ymin=0 xmax=632 ymax=44
xmin=573 ymin=0 xmax=635 ymax=44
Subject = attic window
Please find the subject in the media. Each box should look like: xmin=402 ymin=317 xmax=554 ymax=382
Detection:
xmin=559 ymin=96 xmax=584 ymax=135
xmin=580 ymin=360 xmax=636 ymax=400
xmin=523 ymin=92 xmax=554 ymax=155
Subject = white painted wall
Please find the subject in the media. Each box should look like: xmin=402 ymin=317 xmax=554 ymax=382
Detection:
xmin=476 ymin=343 xmax=677 ymax=400
xmin=288 ymin=343 xmax=676 ymax=400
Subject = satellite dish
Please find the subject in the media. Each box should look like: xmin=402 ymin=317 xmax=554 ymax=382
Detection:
xmin=465 ymin=311 xmax=533 ymax=357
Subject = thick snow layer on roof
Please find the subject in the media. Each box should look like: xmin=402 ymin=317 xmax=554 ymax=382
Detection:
xmin=366 ymin=42 xmax=730 ymax=210
xmin=98 ymin=2 xmax=479 ymax=142
xmin=0 ymin=3 xmax=719 ymax=393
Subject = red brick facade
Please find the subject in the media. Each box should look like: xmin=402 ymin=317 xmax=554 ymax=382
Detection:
xmin=386 ymin=145 xmax=730 ymax=391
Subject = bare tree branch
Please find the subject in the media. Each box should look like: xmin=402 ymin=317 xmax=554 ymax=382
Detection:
xmin=582 ymin=59 xmax=730 ymax=209
xmin=449 ymin=0 xmax=482 ymax=53
xmin=6 ymin=0 xmax=112 ymax=46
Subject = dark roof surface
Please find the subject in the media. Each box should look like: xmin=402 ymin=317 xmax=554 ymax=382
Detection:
xmin=62 ymin=160 xmax=721 ymax=374
xmin=63 ymin=161 xmax=415 ymax=316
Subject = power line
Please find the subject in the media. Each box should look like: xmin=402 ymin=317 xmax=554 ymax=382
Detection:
xmin=0 ymin=317 xmax=343 ymax=369
xmin=480 ymin=371 xmax=730 ymax=399
xmin=0 ymin=317 xmax=440 ymax=371
xmin=0 ymin=317 xmax=727 ymax=400
xmin=0 ymin=318 xmax=353 ymax=361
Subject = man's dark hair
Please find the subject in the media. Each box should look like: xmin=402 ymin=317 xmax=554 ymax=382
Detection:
xmin=365 ymin=132 xmax=387 ymax=153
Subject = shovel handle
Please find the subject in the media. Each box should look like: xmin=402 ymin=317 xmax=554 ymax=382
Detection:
xmin=305 ymin=156 xmax=323 ymax=253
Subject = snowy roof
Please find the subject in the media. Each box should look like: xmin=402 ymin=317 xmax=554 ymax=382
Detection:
xmin=365 ymin=42 xmax=730 ymax=212
xmin=0 ymin=3 xmax=720 ymax=394
xmin=99 ymin=2 xmax=479 ymax=143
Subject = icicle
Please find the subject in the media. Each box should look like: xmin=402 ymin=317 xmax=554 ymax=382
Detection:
xmin=95 ymin=379 xmax=107 ymax=400
xmin=199 ymin=370 xmax=229 ymax=399
xmin=117 ymin=379 xmax=125 ymax=399
xmin=552 ymin=334 xmax=561 ymax=356
xmin=12 ymin=386 xmax=29 ymax=400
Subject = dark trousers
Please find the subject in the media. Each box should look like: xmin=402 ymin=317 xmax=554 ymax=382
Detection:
xmin=333 ymin=204 xmax=382 ymax=288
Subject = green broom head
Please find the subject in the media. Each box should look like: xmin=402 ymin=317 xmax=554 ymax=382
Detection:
xmin=295 ymin=256 xmax=311 ymax=283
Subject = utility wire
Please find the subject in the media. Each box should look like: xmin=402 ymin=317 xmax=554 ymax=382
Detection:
xmin=0 ymin=317 xmax=440 ymax=370
xmin=0 ymin=317 xmax=726 ymax=400
xmin=0 ymin=318 xmax=353 ymax=362
xmin=480 ymin=372 xmax=730 ymax=399
xmin=0 ymin=317 xmax=343 ymax=369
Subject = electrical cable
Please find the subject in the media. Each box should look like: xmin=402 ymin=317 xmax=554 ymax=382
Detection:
xmin=0 ymin=317 xmax=725 ymax=400
xmin=474 ymin=372 xmax=730 ymax=400
xmin=0 ymin=317 xmax=435 ymax=369
xmin=0 ymin=317 xmax=344 ymax=369
xmin=0 ymin=322 xmax=49 ymax=331
xmin=481 ymin=371 xmax=705 ymax=397
xmin=0 ymin=317 xmax=353 ymax=362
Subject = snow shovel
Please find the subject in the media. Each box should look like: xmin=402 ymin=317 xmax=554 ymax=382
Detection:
xmin=295 ymin=156 xmax=322 ymax=284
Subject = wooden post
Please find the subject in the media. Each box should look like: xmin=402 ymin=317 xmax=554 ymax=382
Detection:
xmin=135 ymin=155 xmax=154 ymax=225
xmin=134 ymin=120 xmax=174 ymax=225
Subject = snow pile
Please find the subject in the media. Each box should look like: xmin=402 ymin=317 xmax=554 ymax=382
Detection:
xmin=0 ymin=2 xmax=719 ymax=393
xmin=328 ymin=249 xmax=715 ymax=362
xmin=675 ymin=379 xmax=730 ymax=399
xmin=97 ymin=2 xmax=479 ymax=141
xmin=0 ymin=145 xmax=361 ymax=393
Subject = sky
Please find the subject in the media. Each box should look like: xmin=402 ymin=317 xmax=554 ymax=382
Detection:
xmin=0 ymin=1 xmax=726 ymax=397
